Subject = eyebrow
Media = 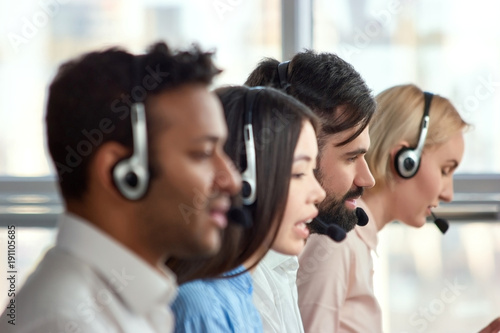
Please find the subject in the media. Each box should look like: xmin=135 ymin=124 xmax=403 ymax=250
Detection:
xmin=343 ymin=148 xmax=368 ymax=157
xmin=294 ymin=154 xmax=313 ymax=162
xmin=147 ymin=119 xmax=170 ymax=135
xmin=192 ymin=135 xmax=222 ymax=144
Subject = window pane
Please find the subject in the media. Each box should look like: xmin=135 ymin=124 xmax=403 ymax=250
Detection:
xmin=314 ymin=2 xmax=500 ymax=331
xmin=0 ymin=0 xmax=281 ymax=176
xmin=313 ymin=0 xmax=500 ymax=173
xmin=375 ymin=222 xmax=500 ymax=333
xmin=0 ymin=227 xmax=56 ymax=308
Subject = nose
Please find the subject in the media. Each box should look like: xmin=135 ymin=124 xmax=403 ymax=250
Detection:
xmin=215 ymin=153 xmax=242 ymax=196
xmin=439 ymin=176 xmax=454 ymax=203
xmin=310 ymin=175 xmax=326 ymax=205
xmin=354 ymin=158 xmax=375 ymax=189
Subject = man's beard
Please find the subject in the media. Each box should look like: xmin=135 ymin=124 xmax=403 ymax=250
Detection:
xmin=316 ymin=186 xmax=364 ymax=232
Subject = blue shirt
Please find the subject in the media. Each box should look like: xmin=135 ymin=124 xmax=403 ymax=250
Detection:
xmin=171 ymin=266 xmax=263 ymax=333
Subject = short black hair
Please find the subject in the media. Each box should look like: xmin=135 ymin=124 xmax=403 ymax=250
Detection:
xmin=245 ymin=50 xmax=376 ymax=148
xmin=46 ymin=41 xmax=222 ymax=200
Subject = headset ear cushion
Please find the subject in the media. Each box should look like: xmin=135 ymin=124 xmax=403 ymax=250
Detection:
xmin=112 ymin=156 xmax=149 ymax=200
xmin=394 ymin=147 xmax=419 ymax=179
xmin=125 ymin=171 xmax=139 ymax=187
xmin=242 ymin=181 xmax=252 ymax=199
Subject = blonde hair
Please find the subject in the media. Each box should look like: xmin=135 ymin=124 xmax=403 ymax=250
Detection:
xmin=366 ymin=84 xmax=469 ymax=191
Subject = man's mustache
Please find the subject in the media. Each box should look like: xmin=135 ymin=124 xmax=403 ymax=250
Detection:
xmin=342 ymin=186 xmax=364 ymax=201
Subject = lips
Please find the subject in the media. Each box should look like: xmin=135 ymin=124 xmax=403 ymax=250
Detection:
xmin=293 ymin=211 xmax=318 ymax=238
xmin=427 ymin=205 xmax=437 ymax=217
xmin=294 ymin=219 xmax=313 ymax=228
xmin=427 ymin=204 xmax=439 ymax=216
xmin=294 ymin=220 xmax=310 ymax=239
xmin=345 ymin=197 xmax=358 ymax=209
xmin=209 ymin=198 xmax=231 ymax=229
xmin=300 ymin=211 xmax=318 ymax=225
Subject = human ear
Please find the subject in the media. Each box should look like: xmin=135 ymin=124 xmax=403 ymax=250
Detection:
xmin=390 ymin=141 xmax=413 ymax=179
xmin=88 ymin=142 xmax=132 ymax=199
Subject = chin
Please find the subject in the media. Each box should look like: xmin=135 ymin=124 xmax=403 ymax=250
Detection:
xmin=408 ymin=218 xmax=426 ymax=229
xmin=204 ymin=238 xmax=222 ymax=255
xmin=287 ymin=243 xmax=306 ymax=256
xmin=189 ymin=234 xmax=221 ymax=257
xmin=274 ymin=243 xmax=304 ymax=257
xmin=417 ymin=219 xmax=427 ymax=228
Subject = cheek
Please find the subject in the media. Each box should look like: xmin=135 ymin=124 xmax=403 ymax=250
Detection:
xmin=170 ymin=158 xmax=215 ymax=193
xmin=319 ymin=167 xmax=351 ymax=197
xmin=272 ymin=213 xmax=297 ymax=253
xmin=277 ymin=184 xmax=300 ymax=233
xmin=416 ymin=165 xmax=442 ymax=199
xmin=153 ymin=162 xmax=216 ymax=216
xmin=281 ymin=185 xmax=298 ymax=225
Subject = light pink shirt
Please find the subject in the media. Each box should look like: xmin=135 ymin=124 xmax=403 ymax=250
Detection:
xmin=297 ymin=204 xmax=382 ymax=333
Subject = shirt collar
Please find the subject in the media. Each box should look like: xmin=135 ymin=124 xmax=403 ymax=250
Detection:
xmin=354 ymin=201 xmax=379 ymax=252
xmin=262 ymin=250 xmax=299 ymax=272
xmin=56 ymin=213 xmax=178 ymax=315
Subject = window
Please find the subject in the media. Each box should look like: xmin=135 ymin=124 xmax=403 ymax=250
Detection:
xmin=376 ymin=222 xmax=500 ymax=333
xmin=1 ymin=2 xmax=498 ymax=332
xmin=0 ymin=0 xmax=281 ymax=177
xmin=314 ymin=0 xmax=500 ymax=173
xmin=0 ymin=0 xmax=281 ymax=306
xmin=313 ymin=1 xmax=500 ymax=331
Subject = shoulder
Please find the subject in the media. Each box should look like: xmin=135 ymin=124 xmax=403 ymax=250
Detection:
xmin=252 ymin=263 xmax=276 ymax=315
xmin=297 ymin=233 xmax=355 ymax=284
xmin=172 ymin=279 xmax=226 ymax=321
xmin=172 ymin=280 xmax=233 ymax=333
xmin=4 ymin=248 xmax=115 ymax=329
xmin=13 ymin=247 xmax=102 ymax=305
xmin=173 ymin=275 xmax=263 ymax=333
xmin=252 ymin=259 xmax=274 ymax=292
xmin=299 ymin=234 xmax=352 ymax=265
xmin=19 ymin=247 xmax=101 ymax=299
xmin=253 ymin=253 xmax=297 ymax=299
xmin=174 ymin=279 xmax=220 ymax=309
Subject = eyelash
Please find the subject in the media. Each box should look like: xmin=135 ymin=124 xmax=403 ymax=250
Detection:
xmin=192 ymin=151 xmax=214 ymax=159
xmin=292 ymin=173 xmax=306 ymax=179
xmin=442 ymin=168 xmax=452 ymax=176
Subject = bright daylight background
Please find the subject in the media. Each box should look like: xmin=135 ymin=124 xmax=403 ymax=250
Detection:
xmin=0 ymin=1 xmax=499 ymax=332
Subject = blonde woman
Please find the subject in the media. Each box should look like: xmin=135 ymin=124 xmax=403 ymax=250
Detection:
xmin=365 ymin=84 xmax=500 ymax=332
xmin=364 ymin=84 xmax=466 ymax=231
xmin=298 ymin=84 xmax=470 ymax=332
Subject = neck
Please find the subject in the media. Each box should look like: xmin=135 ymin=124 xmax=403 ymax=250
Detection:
xmin=66 ymin=200 xmax=163 ymax=270
xmin=361 ymin=188 xmax=395 ymax=231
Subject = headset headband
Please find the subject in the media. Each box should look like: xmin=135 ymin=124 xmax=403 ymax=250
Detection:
xmin=241 ymin=87 xmax=264 ymax=205
xmin=277 ymin=61 xmax=291 ymax=90
xmin=112 ymin=55 xmax=150 ymax=200
xmin=414 ymin=92 xmax=433 ymax=155
xmin=394 ymin=91 xmax=434 ymax=179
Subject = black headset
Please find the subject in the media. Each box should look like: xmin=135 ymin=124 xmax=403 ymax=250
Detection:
xmin=394 ymin=92 xmax=433 ymax=179
xmin=277 ymin=61 xmax=291 ymax=90
xmin=112 ymin=57 xmax=150 ymax=200
xmin=241 ymin=87 xmax=263 ymax=206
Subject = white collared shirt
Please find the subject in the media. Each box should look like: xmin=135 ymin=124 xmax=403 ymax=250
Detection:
xmin=0 ymin=213 xmax=178 ymax=333
xmin=252 ymin=250 xmax=305 ymax=333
